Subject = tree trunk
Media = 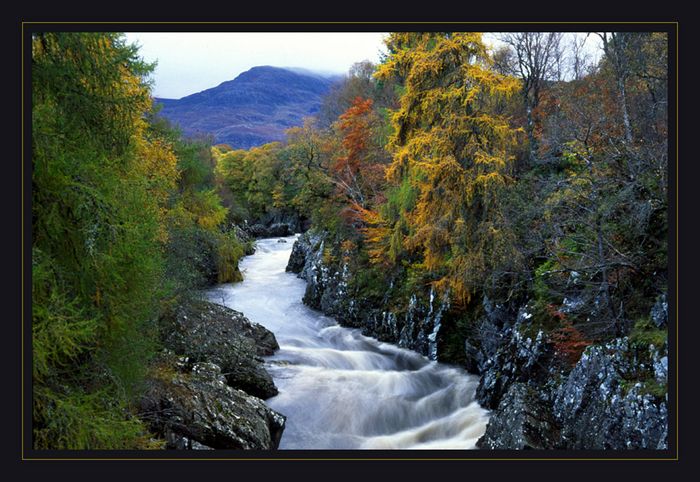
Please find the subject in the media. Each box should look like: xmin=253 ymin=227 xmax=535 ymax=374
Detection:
xmin=524 ymin=86 xmax=538 ymax=166
xmin=596 ymin=217 xmax=619 ymax=335
xmin=618 ymin=77 xmax=633 ymax=145
xmin=526 ymin=104 xmax=538 ymax=163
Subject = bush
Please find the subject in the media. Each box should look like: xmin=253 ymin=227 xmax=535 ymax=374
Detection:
xmin=629 ymin=317 xmax=667 ymax=349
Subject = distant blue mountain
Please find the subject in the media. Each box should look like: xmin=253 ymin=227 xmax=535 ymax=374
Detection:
xmin=154 ymin=66 xmax=339 ymax=149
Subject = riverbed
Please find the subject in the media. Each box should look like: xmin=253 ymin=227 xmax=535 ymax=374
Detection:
xmin=206 ymin=235 xmax=489 ymax=449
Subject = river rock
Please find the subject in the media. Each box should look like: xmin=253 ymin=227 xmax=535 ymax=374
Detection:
xmin=286 ymin=232 xmax=312 ymax=273
xmin=140 ymin=359 xmax=285 ymax=449
xmin=165 ymin=430 xmax=214 ymax=450
xmin=161 ymin=299 xmax=279 ymax=399
xmin=246 ymin=222 xmax=293 ymax=238
xmin=477 ymin=383 xmax=561 ymax=449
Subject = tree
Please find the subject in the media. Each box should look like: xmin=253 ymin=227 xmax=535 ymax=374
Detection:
xmin=317 ymin=61 xmax=397 ymax=128
xmin=596 ymin=32 xmax=636 ymax=144
xmin=369 ymin=32 xmax=522 ymax=304
xmin=528 ymin=32 xmax=668 ymax=338
xmin=498 ymin=32 xmax=564 ymax=165
xmin=32 ymin=32 xmax=170 ymax=448
xmin=331 ymin=97 xmax=390 ymax=221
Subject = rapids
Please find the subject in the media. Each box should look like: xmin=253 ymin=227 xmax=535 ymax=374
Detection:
xmin=207 ymin=235 xmax=489 ymax=449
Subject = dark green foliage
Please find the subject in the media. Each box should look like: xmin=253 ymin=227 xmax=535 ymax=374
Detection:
xmin=32 ymin=32 xmax=162 ymax=449
xmin=629 ymin=317 xmax=667 ymax=349
xmin=436 ymin=312 xmax=473 ymax=366
xmin=31 ymin=32 xmax=247 ymax=449
xmin=166 ymin=226 xmax=245 ymax=288
xmin=346 ymin=259 xmax=388 ymax=304
xmin=176 ymin=136 xmax=216 ymax=192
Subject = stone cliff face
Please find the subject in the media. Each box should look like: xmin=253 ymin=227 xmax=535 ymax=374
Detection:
xmin=287 ymin=232 xmax=448 ymax=360
xmin=286 ymin=231 xmax=669 ymax=450
xmin=476 ymin=330 xmax=668 ymax=450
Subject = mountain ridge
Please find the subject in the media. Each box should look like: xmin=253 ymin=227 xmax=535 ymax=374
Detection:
xmin=154 ymin=66 xmax=339 ymax=149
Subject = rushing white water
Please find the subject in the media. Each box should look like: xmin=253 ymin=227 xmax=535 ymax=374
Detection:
xmin=206 ymin=235 xmax=489 ymax=449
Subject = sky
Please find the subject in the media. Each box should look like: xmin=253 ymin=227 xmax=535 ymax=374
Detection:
xmin=124 ymin=32 xmax=603 ymax=100
xmin=124 ymin=32 xmax=390 ymax=99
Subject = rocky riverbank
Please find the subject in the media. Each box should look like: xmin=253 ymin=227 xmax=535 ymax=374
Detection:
xmin=241 ymin=212 xmax=309 ymax=239
xmin=286 ymin=231 xmax=669 ymax=450
xmin=138 ymin=299 xmax=286 ymax=449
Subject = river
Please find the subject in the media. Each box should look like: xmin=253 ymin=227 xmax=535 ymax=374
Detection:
xmin=206 ymin=235 xmax=489 ymax=449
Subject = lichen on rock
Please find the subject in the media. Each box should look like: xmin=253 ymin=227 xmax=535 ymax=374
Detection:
xmin=161 ymin=299 xmax=279 ymax=399
xmin=140 ymin=357 xmax=285 ymax=450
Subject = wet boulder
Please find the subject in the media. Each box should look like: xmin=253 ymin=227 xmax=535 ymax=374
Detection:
xmin=162 ymin=300 xmax=279 ymax=399
xmin=246 ymin=222 xmax=293 ymax=238
xmin=295 ymin=233 xmax=336 ymax=311
xmin=286 ymin=232 xmax=312 ymax=273
xmin=140 ymin=359 xmax=285 ymax=449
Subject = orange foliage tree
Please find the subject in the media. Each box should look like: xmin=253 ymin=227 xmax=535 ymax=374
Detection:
xmin=331 ymin=96 xmax=389 ymax=226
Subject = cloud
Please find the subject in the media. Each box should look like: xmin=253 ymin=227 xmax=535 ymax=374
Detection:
xmin=124 ymin=32 xmax=388 ymax=99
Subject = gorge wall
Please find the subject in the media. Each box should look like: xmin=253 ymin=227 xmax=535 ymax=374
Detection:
xmin=286 ymin=231 xmax=669 ymax=450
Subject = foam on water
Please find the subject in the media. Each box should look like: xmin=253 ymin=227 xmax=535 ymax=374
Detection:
xmin=206 ymin=235 xmax=489 ymax=449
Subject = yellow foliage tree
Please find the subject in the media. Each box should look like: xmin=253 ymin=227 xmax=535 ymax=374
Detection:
xmin=372 ymin=32 xmax=522 ymax=304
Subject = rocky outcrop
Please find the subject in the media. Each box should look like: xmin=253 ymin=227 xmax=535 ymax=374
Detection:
xmin=143 ymin=299 xmax=285 ymax=449
xmin=287 ymin=232 xmax=449 ymax=360
xmin=140 ymin=355 xmax=285 ymax=449
xmin=473 ymin=304 xmax=553 ymax=409
xmin=246 ymin=222 xmax=294 ymax=239
xmin=476 ymin=328 xmax=668 ymax=450
xmin=552 ymin=338 xmax=668 ymax=449
xmin=162 ymin=300 xmax=278 ymax=399
xmin=651 ymin=293 xmax=668 ymax=329
xmin=477 ymin=383 xmax=561 ymax=449
xmin=243 ymin=211 xmax=308 ymax=239
xmin=288 ymin=230 xmax=669 ymax=451
xmin=285 ymin=232 xmax=312 ymax=274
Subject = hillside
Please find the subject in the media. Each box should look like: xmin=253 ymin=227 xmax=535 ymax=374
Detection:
xmin=155 ymin=66 xmax=338 ymax=149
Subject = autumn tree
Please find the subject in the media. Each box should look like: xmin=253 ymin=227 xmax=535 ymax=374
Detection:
xmin=282 ymin=118 xmax=337 ymax=225
xmin=523 ymin=32 xmax=668 ymax=338
xmin=330 ymin=97 xmax=390 ymax=226
xmin=367 ymin=32 xmax=522 ymax=304
xmin=318 ymin=60 xmax=397 ymax=128
xmin=596 ymin=32 xmax=637 ymax=144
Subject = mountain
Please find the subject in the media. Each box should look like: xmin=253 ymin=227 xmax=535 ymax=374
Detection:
xmin=154 ymin=66 xmax=339 ymax=149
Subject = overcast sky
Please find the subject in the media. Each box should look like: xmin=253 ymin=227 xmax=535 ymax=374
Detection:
xmin=124 ymin=32 xmax=602 ymax=99
xmin=123 ymin=32 xmax=390 ymax=99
